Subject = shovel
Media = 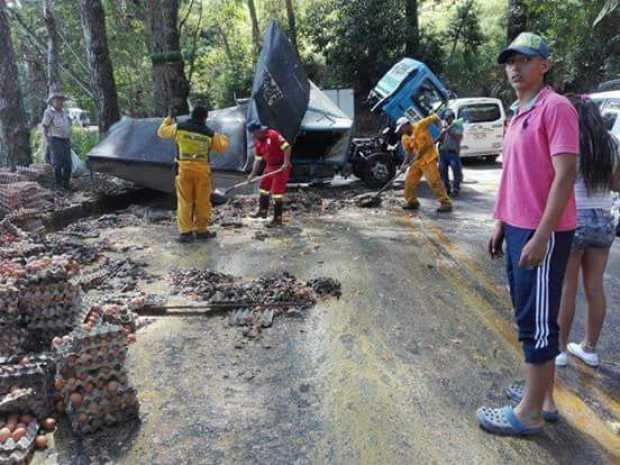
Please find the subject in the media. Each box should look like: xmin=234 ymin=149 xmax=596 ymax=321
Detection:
xmin=354 ymin=161 xmax=412 ymax=208
xmin=222 ymin=167 xmax=287 ymax=195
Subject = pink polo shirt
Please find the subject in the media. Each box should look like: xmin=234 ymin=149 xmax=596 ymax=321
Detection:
xmin=494 ymin=86 xmax=579 ymax=231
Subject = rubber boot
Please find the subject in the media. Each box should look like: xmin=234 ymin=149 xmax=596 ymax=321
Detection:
xmin=250 ymin=193 xmax=270 ymax=219
xmin=266 ymin=199 xmax=283 ymax=228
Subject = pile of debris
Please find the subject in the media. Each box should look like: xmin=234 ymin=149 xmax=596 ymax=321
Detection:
xmin=169 ymin=268 xmax=341 ymax=337
xmin=52 ymin=317 xmax=139 ymax=435
xmin=212 ymin=189 xmax=353 ymax=225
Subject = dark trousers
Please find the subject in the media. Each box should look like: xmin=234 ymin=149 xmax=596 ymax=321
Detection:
xmin=505 ymin=225 xmax=574 ymax=364
xmin=49 ymin=137 xmax=72 ymax=186
xmin=438 ymin=149 xmax=463 ymax=192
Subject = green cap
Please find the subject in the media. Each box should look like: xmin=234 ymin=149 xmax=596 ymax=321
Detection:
xmin=498 ymin=32 xmax=550 ymax=64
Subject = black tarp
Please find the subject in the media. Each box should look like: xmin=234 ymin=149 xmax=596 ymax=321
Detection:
xmin=246 ymin=21 xmax=310 ymax=144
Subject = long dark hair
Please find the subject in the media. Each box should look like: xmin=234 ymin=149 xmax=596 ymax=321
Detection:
xmin=567 ymin=94 xmax=619 ymax=193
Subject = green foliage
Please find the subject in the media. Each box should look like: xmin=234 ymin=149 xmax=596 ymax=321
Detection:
xmin=70 ymin=127 xmax=100 ymax=160
xmin=525 ymin=0 xmax=620 ymax=92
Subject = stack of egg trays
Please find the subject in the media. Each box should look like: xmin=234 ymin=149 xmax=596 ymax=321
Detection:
xmin=19 ymin=282 xmax=81 ymax=312
xmin=0 ymin=356 xmax=55 ymax=419
xmin=0 ymin=419 xmax=39 ymax=465
xmin=56 ymin=324 xmax=138 ymax=435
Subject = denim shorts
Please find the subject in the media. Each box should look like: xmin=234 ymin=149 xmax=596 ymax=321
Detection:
xmin=572 ymin=209 xmax=616 ymax=250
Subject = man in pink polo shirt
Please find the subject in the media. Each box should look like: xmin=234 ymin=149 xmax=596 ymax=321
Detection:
xmin=477 ymin=33 xmax=579 ymax=437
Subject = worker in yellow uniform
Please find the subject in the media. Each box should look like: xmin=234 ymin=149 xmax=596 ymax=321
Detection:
xmin=157 ymin=106 xmax=229 ymax=243
xmin=396 ymin=115 xmax=453 ymax=213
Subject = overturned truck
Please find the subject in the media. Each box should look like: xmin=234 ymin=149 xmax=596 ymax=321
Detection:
xmin=87 ymin=22 xmax=355 ymax=194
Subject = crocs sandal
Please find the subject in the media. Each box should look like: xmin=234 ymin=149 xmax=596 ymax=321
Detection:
xmin=505 ymin=382 xmax=560 ymax=423
xmin=477 ymin=406 xmax=544 ymax=436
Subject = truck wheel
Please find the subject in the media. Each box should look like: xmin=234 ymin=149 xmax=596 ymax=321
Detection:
xmin=362 ymin=152 xmax=395 ymax=188
xmin=352 ymin=159 xmax=366 ymax=179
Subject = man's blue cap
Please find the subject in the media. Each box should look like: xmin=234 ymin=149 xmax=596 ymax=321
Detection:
xmin=247 ymin=121 xmax=267 ymax=132
xmin=497 ymin=32 xmax=550 ymax=64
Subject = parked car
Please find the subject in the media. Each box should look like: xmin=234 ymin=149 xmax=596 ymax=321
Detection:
xmin=590 ymin=90 xmax=620 ymax=111
xmin=602 ymin=108 xmax=620 ymax=139
xmin=447 ymin=97 xmax=505 ymax=161
xmin=68 ymin=108 xmax=91 ymax=128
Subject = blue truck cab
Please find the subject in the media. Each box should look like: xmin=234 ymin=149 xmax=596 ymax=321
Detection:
xmin=349 ymin=58 xmax=451 ymax=188
xmin=368 ymin=58 xmax=450 ymax=142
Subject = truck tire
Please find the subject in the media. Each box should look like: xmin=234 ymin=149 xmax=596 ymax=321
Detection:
xmin=361 ymin=152 xmax=395 ymax=188
xmin=352 ymin=159 xmax=366 ymax=179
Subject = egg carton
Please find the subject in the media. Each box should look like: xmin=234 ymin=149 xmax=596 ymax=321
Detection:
xmin=19 ymin=285 xmax=80 ymax=307
xmin=0 ymin=388 xmax=34 ymax=415
xmin=65 ymin=382 xmax=136 ymax=411
xmin=0 ymin=329 xmax=28 ymax=359
xmin=55 ymin=324 xmax=126 ymax=356
xmin=0 ymin=419 xmax=38 ymax=453
xmin=59 ymin=371 xmax=130 ymax=398
xmin=67 ymin=396 xmax=139 ymax=435
xmin=0 ymin=359 xmax=55 ymax=418
xmin=0 ymin=450 xmax=33 ymax=465
xmin=16 ymin=165 xmax=52 ymax=180
xmin=0 ymin=171 xmax=28 ymax=185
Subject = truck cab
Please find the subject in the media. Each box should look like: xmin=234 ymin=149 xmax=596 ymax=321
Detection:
xmin=350 ymin=59 xmax=450 ymax=187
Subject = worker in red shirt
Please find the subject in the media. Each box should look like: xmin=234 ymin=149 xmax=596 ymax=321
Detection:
xmin=247 ymin=123 xmax=292 ymax=227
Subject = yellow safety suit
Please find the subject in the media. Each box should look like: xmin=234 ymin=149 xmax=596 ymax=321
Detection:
xmin=402 ymin=114 xmax=451 ymax=207
xmin=157 ymin=117 xmax=229 ymax=234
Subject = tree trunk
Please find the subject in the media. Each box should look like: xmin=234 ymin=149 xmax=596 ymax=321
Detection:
xmin=247 ymin=0 xmax=260 ymax=61
xmin=507 ymin=0 xmax=528 ymax=42
xmin=24 ymin=45 xmax=48 ymax=127
xmin=43 ymin=0 xmax=63 ymax=94
xmin=146 ymin=0 xmax=190 ymax=116
xmin=0 ymin=0 xmax=32 ymax=167
xmin=79 ymin=0 xmax=121 ymax=134
xmin=405 ymin=0 xmax=419 ymax=56
xmin=285 ymin=0 xmax=298 ymax=55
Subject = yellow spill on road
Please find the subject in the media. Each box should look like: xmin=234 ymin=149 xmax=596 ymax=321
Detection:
xmin=406 ymin=216 xmax=620 ymax=461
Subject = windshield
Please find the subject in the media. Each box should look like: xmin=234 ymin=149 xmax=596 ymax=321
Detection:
xmin=458 ymin=103 xmax=501 ymax=123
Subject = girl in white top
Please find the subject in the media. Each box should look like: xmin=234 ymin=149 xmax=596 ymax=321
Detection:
xmin=557 ymin=95 xmax=620 ymax=367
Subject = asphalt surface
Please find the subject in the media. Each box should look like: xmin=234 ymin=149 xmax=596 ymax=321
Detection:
xmin=33 ymin=160 xmax=619 ymax=465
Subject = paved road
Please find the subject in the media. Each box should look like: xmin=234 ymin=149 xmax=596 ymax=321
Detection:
xmin=35 ymin=160 xmax=619 ymax=465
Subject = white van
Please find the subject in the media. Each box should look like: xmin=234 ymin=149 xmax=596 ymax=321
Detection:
xmin=447 ymin=97 xmax=505 ymax=161
xmin=589 ymin=90 xmax=620 ymax=111
xmin=68 ymin=108 xmax=91 ymax=128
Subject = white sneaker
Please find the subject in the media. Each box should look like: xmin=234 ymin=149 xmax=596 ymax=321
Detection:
xmin=555 ymin=352 xmax=569 ymax=367
xmin=567 ymin=342 xmax=600 ymax=367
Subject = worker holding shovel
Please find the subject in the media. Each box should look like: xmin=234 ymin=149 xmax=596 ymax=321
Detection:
xmin=247 ymin=123 xmax=292 ymax=227
xmin=396 ymin=115 xmax=453 ymax=213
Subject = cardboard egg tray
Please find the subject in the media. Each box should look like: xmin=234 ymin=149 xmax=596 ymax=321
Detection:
xmin=55 ymin=324 xmax=126 ymax=356
xmin=0 ymin=286 xmax=19 ymax=317
xmin=67 ymin=400 xmax=139 ymax=435
xmin=0 ymin=388 xmax=34 ymax=414
xmin=0 ymin=172 xmax=28 ymax=185
xmin=16 ymin=165 xmax=52 ymax=181
xmin=18 ymin=283 xmax=81 ymax=310
xmin=0 ymin=328 xmax=28 ymax=359
xmin=0 ymin=419 xmax=38 ymax=465
xmin=0 ymin=358 xmax=55 ymax=419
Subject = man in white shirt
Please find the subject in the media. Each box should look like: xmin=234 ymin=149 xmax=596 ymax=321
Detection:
xmin=41 ymin=93 xmax=72 ymax=189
